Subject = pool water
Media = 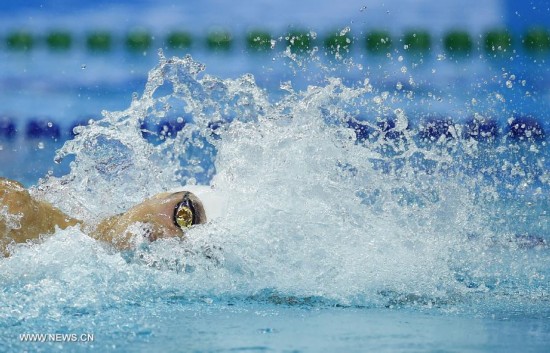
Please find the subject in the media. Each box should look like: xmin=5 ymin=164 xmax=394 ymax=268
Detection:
xmin=1 ymin=1 xmax=550 ymax=352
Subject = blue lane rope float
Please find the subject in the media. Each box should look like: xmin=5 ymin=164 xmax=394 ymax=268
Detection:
xmin=25 ymin=119 xmax=60 ymax=140
xmin=464 ymin=116 xmax=499 ymax=141
xmin=418 ymin=116 xmax=456 ymax=142
xmin=506 ymin=115 xmax=545 ymax=141
xmin=346 ymin=119 xmax=373 ymax=143
xmin=0 ymin=117 xmax=17 ymax=140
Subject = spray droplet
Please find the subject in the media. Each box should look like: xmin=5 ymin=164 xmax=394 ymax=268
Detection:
xmin=393 ymin=108 xmax=408 ymax=131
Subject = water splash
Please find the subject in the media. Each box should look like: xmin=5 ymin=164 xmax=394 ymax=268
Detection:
xmin=3 ymin=52 xmax=549 ymax=317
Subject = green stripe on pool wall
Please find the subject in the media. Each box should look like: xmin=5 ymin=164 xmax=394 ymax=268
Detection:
xmin=324 ymin=30 xmax=352 ymax=55
xmin=403 ymin=30 xmax=431 ymax=52
xmin=86 ymin=31 xmax=112 ymax=51
xmin=6 ymin=31 xmax=34 ymax=50
xmin=126 ymin=31 xmax=152 ymax=51
xmin=206 ymin=31 xmax=232 ymax=51
xmin=246 ymin=30 xmax=273 ymax=52
xmin=365 ymin=31 xmax=392 ymax=53
xmin=166 ymin=31 xmax=193 ymax=49
xmin=443 ymin=31 xmax=473 ymax=54
xmin=484 ymin=30 xmax=512 ymax=52
xmin=46 ymin=31 xmax=72 ymax=50
xmin=523 ymin=27 xmax=550 ymax=52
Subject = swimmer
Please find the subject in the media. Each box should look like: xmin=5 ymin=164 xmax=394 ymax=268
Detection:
xmin=0 ymin=178 xmax=207 ymax=256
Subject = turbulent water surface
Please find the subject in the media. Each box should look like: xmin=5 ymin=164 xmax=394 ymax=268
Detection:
xmin=0 ymin=49 xmax=549 ymax=351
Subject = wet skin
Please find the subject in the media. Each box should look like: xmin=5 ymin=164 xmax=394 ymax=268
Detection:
xmin=0 ymin=178 xmax=207 ymax=255
xmin=91 ymin=191 xmax=207 ymax=249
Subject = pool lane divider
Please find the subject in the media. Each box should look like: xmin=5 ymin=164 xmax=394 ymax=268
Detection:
xmin=2 ymin=28 xmax=549 ymax=54
xmin=0 ymin=116 xmax=545 ymax=144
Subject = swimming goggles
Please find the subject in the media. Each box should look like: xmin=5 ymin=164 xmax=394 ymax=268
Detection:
xmin=173 ymin=195 xmax=197 ymax=230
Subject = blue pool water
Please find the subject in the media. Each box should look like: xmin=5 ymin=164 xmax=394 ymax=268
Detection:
xmin=1 ymin=1 xmax=550 ymax=352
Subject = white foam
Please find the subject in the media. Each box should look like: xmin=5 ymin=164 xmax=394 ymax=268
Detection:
xmin=21 ymin=54 xmax=547 ymax=312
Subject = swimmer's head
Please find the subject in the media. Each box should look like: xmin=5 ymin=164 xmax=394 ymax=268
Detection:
xmin=92 ymin=190 xmax=207 ymax=248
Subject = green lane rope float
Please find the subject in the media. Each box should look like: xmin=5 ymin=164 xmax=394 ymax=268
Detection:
xmin=443 ymin=31 xmax=473 ymax=54
xmin=403 ymin=30 xmax=431 ymax=52
xmin=286 ymin=30 xmax=311 ymax=53
xmin=246 ymin=30 xmax=273 ymax=52
xmin=324 ymin=30 xmax=353 ymax=55
xmin=126 ymin=31 xmax=152 ymax=51
xmin=166 ymin=31 xmax=193 ymax=49
xmin=523 ymin=27 xmax=550 ymax=52
xmin=6 ymin=31 xmax=34 ymax=51
xmin=86 ymin=31 xmax=113 ymax=52
xmin=46 ymin=31 xmax=72 ymax=50
xmin=206 ymin=31 xmax=233 ymax=50
xmin=484 ymin=30 xmax=512 ymax=52
xmin=365 ymin=31 xmax=392 ymax=53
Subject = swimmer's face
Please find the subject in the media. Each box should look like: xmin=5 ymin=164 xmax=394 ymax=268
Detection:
xmin=128 ymin=191 xmax=207 ymax=240
xmin=94 ymin=191 xmax=207 ymax=247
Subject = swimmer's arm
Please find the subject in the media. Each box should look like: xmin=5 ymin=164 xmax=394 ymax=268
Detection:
xmin=0 ymin=178 xmax=81 ymax=255
xmin=88 ymin=214 xmax=139 ymax=250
